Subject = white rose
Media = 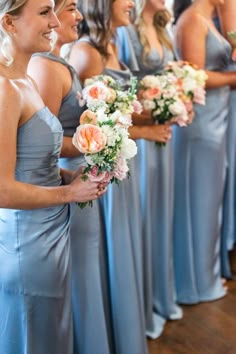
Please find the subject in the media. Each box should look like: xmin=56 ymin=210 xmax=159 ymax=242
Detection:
xmin=120 ymin=138 xmax=137 ymax=159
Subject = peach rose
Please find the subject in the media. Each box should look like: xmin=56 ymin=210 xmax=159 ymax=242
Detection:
xmin=80 ymin=109 xmax=97 ymax=125
xmin=72 ymin=124 xmax=107 ymax=154
xmin=142 ymin=87 xmax=161 ymax=100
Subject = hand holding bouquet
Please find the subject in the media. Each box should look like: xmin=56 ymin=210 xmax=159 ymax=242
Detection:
xmin=138 ymin=61 xmax=207 ymax=146
xmin=164 ymin=60 xmax=208 ymax=107
xmin=73 ymin=75 xmax=140 ymax=208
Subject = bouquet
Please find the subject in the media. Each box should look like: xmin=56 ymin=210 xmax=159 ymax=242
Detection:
xmin=73 ymin=75 xmax=141 ymax=208
xmin=164 ymin=60 xmax=208 ymax=107
xmin=138 ymin=61 xmax=207 ymax=146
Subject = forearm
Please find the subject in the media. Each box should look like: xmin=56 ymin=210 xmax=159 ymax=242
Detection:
xmin=0 ymin=180 xmax=73 ymax=210
xmin=132 ymin=112 xmax=153 ymax=126
xmin=205 ymin=70 xmax=236 ymax=89
xmin=128 ymin=125 xmax=154 ymax=140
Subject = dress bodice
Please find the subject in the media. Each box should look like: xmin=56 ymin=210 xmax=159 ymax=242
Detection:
xmin=16 ymin=107 xmax=63 ymax=186
xmin=117 ymin=25 xmax=174 ymax=79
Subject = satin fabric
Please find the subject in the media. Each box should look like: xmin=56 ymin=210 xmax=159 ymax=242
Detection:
xmin=0 ymin=107 xmax=73 ymax=354
xmin=173 ymin=29 xmax=231 ymax=303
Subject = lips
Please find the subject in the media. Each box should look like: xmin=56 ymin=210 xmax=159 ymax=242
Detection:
xmin=43 ymin=31 xmax=53 ymax=40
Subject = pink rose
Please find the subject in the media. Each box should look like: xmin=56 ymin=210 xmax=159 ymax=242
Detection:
xmin=80 ymin=109 xmax=97 ymax=125
xmin=113 ymin=158 xmax=129 ymax=181
xmin=193 ymin=86 xmax=206 ymax=105
xmin=132 ymin=100 xmax=143 ymax=114
xmin=88 ymin=166 xmax=112 ymax=183
xmin=72 ymin=124 xmax=107 ymax=154
xmin=76 ymin=91 xmax=86 ymax=107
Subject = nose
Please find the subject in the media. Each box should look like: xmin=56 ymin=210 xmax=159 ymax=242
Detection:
xmin=76 ymin=9 xmax=83 ymax=22
xmin=128 ymin=0 xmax=134 ymax=9
xmin=50 ymin=10 xmax=61 ymax=29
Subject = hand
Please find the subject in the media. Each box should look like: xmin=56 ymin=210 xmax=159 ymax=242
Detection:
xmin=70 ymin=167 xmax=107 ymax=203
xmin=147 ymin=124 xmax=172 ymax=143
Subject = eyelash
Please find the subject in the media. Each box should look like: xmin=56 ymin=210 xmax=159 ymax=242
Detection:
xmin=40 ymin=10 xmax=50 ymax=16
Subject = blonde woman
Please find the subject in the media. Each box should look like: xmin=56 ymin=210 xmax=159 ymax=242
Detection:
xmin=0 ymin=0 xmax=104 ymax=353
xmin=28 ymin=1 xmax=111 ymax=353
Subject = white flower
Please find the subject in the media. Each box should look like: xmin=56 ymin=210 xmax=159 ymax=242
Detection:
xmin=169 ymin=100 xmax=186 ymax=116
xmin=142 ymin=99 xmax=156 ymax=111
xmin=120 ymin=138 xmax=137 ymax=159
xmin=101 ymin=125 xmax=120 ymax=147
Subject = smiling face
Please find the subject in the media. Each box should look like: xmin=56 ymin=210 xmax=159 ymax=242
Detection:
xmin=55 ymin=0 xmax=82 ymax=45
xmin=111 ymin=0 xmax=135 ymax=29
xmin=3 ymin=0 xmax=60 ymax=55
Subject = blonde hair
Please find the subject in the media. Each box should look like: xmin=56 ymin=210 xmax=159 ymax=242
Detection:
xmin=54 ymin=0 xmax=67 ymax=15
xmin=133 ymin=0 xmax=173 ymax=64
xmin=0 ymin=0 xmax=28 ymax=65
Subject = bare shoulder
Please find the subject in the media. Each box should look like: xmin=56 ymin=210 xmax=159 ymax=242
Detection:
xmin=69 ymin=40 xmax=104 ymax=81
xmin=176 ymin=8 xmax=208 ymax=41
xmin=177 ymin=9 xmax=208 ymax=33
xmin=28 ymin=55 xmax=62 ymax=81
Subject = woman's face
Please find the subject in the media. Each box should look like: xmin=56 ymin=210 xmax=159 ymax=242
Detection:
xmin=56 ymin=0 xmax=82 ymax=45
xmin=111 ymin=0 xmax=134 ymax=29
xmin=8 ymin=0 xmax=60 ymax=54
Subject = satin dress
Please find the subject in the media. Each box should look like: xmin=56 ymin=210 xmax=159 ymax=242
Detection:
xmin=0 ymin=107 xmax=73 ymax=354
xmin=117 ymin=25 xmax=183 ymax=338
xmin=173 ymin=28 xmax=231 ymax=303
xmin=34 ymin=53 xmax=111 ymax=354
xmin=75 ymin=36 xmax=149 ymax=354
xmin=220 ymin=60 xmax=236 ymax=279
xmin=213 ymin=15 xmax=236 ymax=279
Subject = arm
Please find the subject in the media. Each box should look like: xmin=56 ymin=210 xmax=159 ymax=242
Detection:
xmin=28 ymin=55 xmax=82 ymax=158
xmin=0 ymin=79 xmax=101 ymax=210
xmin=217 ymin=0 xmax=236 ymax=41
xmin=129 ymin=124 xmax=172 ymax=143
xmin=176 ymin=12 xmax=236 ymax=88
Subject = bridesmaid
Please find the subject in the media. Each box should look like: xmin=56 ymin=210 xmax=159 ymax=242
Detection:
xmin=68 ymin=0 xmax=172 ymax=353
xmin=217 ymin=0 xmax=236 ymax=279
xmin=28 ymin=1 xmax=111 ymax=354
xmin=116 ymin=0 xmax=183 ymax=340
xmin=173 ymin=0 xmax=236 ymax=304
xmin=0 ymin=0 xmax=104 ymax=353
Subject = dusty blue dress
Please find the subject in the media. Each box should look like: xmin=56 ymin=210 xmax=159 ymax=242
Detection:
xmin=173 ymin=28 xmax=231 ymax=303
xmin=0 ymin=107 xmax=73 ymax=354
xmin=213 ymin=16 xmax=236 ymax=279
xmin=34 ymin=53 xmax=111 ymax=354
xmin=117 ymin=25 xmax=183 ymax=338
xmin=75 ymin=36 xmax=148 ymax=354
xmin=220 ymin=60 xmax=236 ymax=279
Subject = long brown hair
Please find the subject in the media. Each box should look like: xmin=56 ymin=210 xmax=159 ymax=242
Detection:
xmin=77 ymin=0 xmax=113 ymax=58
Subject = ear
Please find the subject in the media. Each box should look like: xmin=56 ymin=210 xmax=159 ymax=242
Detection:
xmin=1 ymin=14 xmax=16 ymax=34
